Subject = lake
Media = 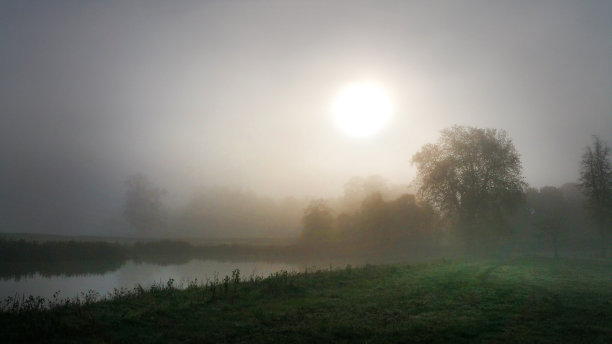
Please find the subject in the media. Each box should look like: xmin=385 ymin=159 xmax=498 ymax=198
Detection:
xmin=0 ymin=259 xmax=301 ymax=301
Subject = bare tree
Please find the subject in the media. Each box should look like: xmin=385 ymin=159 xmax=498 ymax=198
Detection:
xmin=579 ymin=136 xmax=612 ymax=257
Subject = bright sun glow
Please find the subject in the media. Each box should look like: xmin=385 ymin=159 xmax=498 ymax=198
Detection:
xmin=332 ymin=83 xmax=392 ymax=137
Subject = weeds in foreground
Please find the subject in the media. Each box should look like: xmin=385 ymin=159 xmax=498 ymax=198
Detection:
xmin=0 ymin=264 xmax=357 ymax=314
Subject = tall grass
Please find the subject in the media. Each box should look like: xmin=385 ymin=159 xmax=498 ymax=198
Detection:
xmin=0 ymin=262 xmax=366 ymax=314
xmin=3 ymin=258 xmax=612 ymax=342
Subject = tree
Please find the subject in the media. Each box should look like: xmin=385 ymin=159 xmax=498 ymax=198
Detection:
xmin=301 ymin=199 xmax=335 ymax=243
xmin=342 ymin=175 xmax=388 ymax=212
xmin=386 ymin=194 xmax=438 ymax=241
xmin=579 ymin=136 xmax=612 ymax=257
xmin=123 ymin=174 xmax=166 ymax=232
xmin=359 ymin=192 xmax=389 ymax=240
xmin=527 ymin=186 xmax=566 ymax=258
xmin=412 ymin=126 xmax=525 ymax=247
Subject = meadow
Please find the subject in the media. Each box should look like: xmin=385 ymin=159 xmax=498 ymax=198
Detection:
xmin=2 ymin=256 xmax=611 ymax=343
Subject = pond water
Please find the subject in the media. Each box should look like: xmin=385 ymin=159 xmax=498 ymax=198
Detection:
xmin=0 ymin=259 xmax=300 ymax=301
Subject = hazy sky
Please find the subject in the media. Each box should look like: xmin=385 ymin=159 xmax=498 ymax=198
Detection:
xmin=1 ymin=0 xmax=611 ymax=234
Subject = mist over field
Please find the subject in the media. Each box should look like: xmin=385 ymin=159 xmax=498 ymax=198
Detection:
xmin=1 ymin=1 xmax=612 ymax=342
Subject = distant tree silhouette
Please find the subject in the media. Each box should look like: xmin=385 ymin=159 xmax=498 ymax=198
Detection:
xmin=527 ymin=186 xmax=566 ymax=258
xmin=178 ymin=187 xmax=304 ymax=238
xmin=123 ymin=174 xmax=166 ymax=232
xmin=559 ymin=183 xmax=590 ymax=249
xmin=360 ymin=193 xmax=438 ymax=243
xmin=301 ymin=200 xmax=335 ymax=243
xmin=412 ymin=126 xmax=525 ymax=248
xmin=336 ymin=212 xmax=357 ymax=238
xmin=333 ymin=191 xmax=438 ymax=248
xmin=359 ymin=192 xmax=388 ymax=239
xmin=386 ymin=194 xmax=438 ymax=241
xmin=579 ymin=136 xmax=612 ymax=257
xmin=342 ymin=175 xmax=389 ymax=212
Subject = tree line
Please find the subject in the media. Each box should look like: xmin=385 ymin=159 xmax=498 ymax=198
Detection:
xmin=122 ymin=125 xmax=611 ymax=258
xmin=122 ymin=178 xmax=307 ymax=239
xmin=299 ymin=126 xmax=612 ymax=257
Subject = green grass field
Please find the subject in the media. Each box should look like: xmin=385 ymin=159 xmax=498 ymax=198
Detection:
xmin=2 ymin=256 xmax=612 ymax=343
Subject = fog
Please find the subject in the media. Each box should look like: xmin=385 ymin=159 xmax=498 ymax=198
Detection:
xmin=1 ymin=0 xmax=611 ymax=236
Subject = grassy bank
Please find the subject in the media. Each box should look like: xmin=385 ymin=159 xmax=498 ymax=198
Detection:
xmin=2 ymin=257 xmax=612 ymax=343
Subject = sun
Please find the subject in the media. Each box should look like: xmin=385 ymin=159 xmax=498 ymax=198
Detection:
xmin=332 ymin=82 xmax=392 ymax=137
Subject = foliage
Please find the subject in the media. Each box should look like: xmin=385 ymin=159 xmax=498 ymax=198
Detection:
xmin=579 ymin=136 xmax=612 ymax=256
xmin=412 ymin=126 xmax=525 ymax=245
xmin=301 ymin=200 xmax=335 ymax=243
xmin=0 ymin=239 xmax=127 ymax=263
xmin=299 ymin=190 xmax=439 ymax=250
xmin=342 ymin=175 xmax=389 ymax=211
xmin=123 ymin=174 xmax=167 ymax=232
xmin=343 ymin=193 xmax=438 ymax=243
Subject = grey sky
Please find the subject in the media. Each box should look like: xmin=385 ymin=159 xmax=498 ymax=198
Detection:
xmin=1 ymin=0 xmax=611 ymax=234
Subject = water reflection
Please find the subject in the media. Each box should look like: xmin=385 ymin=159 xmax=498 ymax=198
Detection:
xmin=0 ymin=260 xmax=124 ymax=280
xmin=0 ymin=259 xmax=299 ymax=300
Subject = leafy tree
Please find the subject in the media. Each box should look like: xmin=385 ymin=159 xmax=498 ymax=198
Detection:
xmin=579 ymin=136 xmax=612 ymax=257
xmin=412 ymin=126 xmax=525 ymax=247
xmin=301 ymin=200 xmax=335 ymax=243
xmin=342 ymin=175 xmax=389 ymax=212
xmin=386 ymin=194 xmax=438 ymax=240
xmin=359 ymin=192 xmax=388 ymax=238
xmin=336 ymin=192 xmax=438 ymax=247
xmin=123 ymin=174 xmax=166 ymax=232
